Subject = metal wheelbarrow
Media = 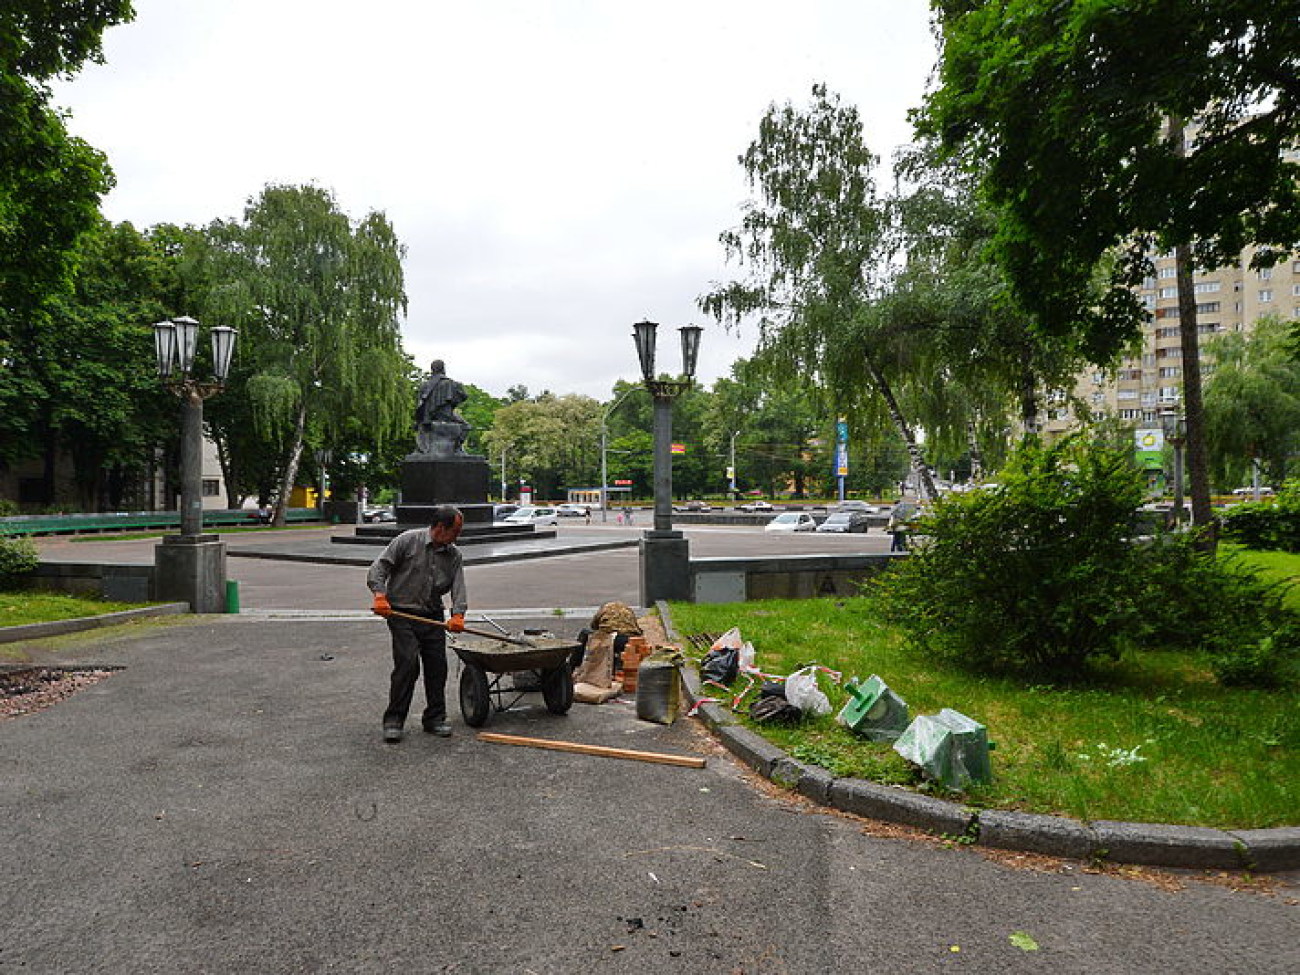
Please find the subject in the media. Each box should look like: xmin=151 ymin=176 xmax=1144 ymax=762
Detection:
xmin=451 ymin=634 xmax=580 ymax=727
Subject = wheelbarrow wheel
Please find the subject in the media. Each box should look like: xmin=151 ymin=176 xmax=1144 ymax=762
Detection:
xmin=541 ymin=662 xmax=573 ymax=715
xmin=459 ymin=664 xmax=491 ymax=727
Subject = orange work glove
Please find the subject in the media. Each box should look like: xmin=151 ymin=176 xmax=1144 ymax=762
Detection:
xmin=371 ymin=592 xmax=392 ymax=617
xmin=446 ymin=614 xmax=465 ymax=633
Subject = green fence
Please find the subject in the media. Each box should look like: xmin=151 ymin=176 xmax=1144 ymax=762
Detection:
xmin=0 ymin=508 xmax=321 ymax=537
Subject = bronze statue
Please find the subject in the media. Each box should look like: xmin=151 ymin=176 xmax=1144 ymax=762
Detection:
xmin=415 ymin=360 xmax=470 ymax=454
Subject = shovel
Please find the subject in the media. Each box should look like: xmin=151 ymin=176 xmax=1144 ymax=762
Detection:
xmin=385 ymin=609 xmax=539 ymax=648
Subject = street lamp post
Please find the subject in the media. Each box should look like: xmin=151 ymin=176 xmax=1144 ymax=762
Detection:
xmin=631 ymin=320 xmax=702 ymax=603
xmin=1161 ymin=407 xmax=1187 ymax=525
xmin=152 ymin=316 xmax=237 ymax=612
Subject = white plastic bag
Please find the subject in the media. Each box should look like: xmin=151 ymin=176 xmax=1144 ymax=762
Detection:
xmin=711 ymin=627 xmax=757 ymax=674
xmin=783 ymin=666 xmax=831 ymax=716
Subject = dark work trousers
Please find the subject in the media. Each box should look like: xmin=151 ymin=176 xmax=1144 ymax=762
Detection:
xmin=383 ymin=613 xmax=448 ymax=729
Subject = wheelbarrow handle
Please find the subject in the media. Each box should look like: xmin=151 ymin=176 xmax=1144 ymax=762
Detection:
xmin=385 ymin=609 xmax=537 ymax=647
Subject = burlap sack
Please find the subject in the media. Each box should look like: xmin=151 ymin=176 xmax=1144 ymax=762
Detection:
xmin=572 ymin=629 xmax=615 ymax=688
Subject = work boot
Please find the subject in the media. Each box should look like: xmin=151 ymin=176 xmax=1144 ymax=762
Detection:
xmin=383 ymin=724 xmax=403 ymax=743
xmin=424 ymin=722 xmax=452 ymax=738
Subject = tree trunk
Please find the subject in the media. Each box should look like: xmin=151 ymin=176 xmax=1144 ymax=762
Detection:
xmin=272 ymin=404 xmax=308 ymax=528
xmin=1019 ymin=360 xmax=1039 ymax=434
xmin=1175 ymin=242 xmax=1213 ymax=532
xmin=864 ymin=353 xmax=939 ymax=501
xmin=967 ymin=419 xmax=984 ymax=480
xmin=1167 ymin=116 xmax=1213 ymax=539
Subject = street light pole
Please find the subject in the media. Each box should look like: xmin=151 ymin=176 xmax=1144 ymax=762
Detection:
xmin=152 ymin=316 xmax=237 ymax=612
xmin=631 ymin=321 xmax=702 ymax=603
xmin=1161 ymin=407 xmax=1187 ymax=526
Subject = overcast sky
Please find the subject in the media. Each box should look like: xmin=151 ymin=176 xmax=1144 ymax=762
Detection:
xmin=53 ymin=1 xmax=938 ymax=400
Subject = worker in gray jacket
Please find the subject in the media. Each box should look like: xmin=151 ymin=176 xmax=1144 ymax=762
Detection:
xmin=367 ymin=505 xmax=467 ymax=743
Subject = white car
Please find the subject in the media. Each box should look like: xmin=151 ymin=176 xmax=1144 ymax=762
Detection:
xmin=503 ymin=505 xmax=559 ymax=526
xmin=738 ymin=500 xmax=774 ymax=512
xmin=556 ymin=503 xmax=590 ymax=517
xmin=764 ymin=512 xmax=817 ymax=533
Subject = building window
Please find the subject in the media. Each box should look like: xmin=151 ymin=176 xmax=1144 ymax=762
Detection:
xmin=1117 ymin=389 xmax=1139 ymax=400
xmin=1259 ymin=289 xmax=1273 ymax=302
xmin=1141 ymin=354 xmax=1156 ymax=367
xmin=1141 ymin=392 xmax=1157 ymax=405
xmin=1154 ymin=307 xmax=1179 ymax=319
xmin=1159 ymin=366 xmax=1181 ymax=378
xmin=1291 ymin=284 xmax=1300 ymax=296
xmin=1158 ymin=286 xmax=1178 ymax=298
xmin=1159 ymin=386 xmax=1180 ymax=402
xmin=1156 ymin=347 xmax=1182 ymax=360
xmin=1159 ymin=266 xmax=1177 ymax=278
xmin=1193 ymin=281 xmax=1221 ymax=294
xmin=1199 ymin=322 xmax=1221 ymax=334
xmin=202 ymin=479 xmax=222 ymax=497
xmin=1119 ymin=409 xmax=1141 ymax=420
xmin=1196 ymin=301 xmax=1220 ymax=314
xmin=1156 ymin=326 xmax=1180 ymax=339
xmin=1258 ymin=267 xmax=1272 ymax=280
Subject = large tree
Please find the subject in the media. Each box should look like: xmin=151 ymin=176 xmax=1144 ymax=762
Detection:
xmin=481 ymin=392 xmax=603 ymax=501
xmin=1202 ymin=316 xmax=1300 ymax=490
xmin=0 ymin=218 xmax=174 ymax=508
xmin=196 ymin=184 xmax=412 ymax=525
xmin=0 ymin=1 xmax=133 ymax=349
xmin=701 ymin=84 xmax=942 ymax=500
xmin=917 ymin=0 xmax=1300 ymax=528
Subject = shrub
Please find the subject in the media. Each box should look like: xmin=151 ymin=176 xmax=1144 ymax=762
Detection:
xmin=1220 ymin=480 xmax=1300 ymax=552
xmin=1141 ymin=532 xmax=1300 ymax=688
xmin=0 ymin=535 xmax=39 ymax=588
xmin=873 ymin=435 xmax=1149 ymax=678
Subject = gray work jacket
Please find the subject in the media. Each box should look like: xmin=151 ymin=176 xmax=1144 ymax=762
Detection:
xmin=366 ymin=527 xmax=467 ymax=617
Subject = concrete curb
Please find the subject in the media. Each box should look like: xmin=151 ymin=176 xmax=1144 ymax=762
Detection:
xmin=656 ymin=600 xmax=1300 ymax=873
xmin=0 ymin=603 xmax=191 ymax=645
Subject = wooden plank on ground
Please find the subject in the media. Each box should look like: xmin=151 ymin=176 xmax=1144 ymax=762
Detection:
xmin=476 ymin=732 xmax=706 ymax=768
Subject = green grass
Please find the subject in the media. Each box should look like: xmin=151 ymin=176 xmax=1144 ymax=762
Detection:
xmin=1227 ymin=544 xmax=1300 ymax=611
xmin=669 ymin=596 xmax=1298 ymax=829
xmin=0 ymin=590 xmax=151 ymax=627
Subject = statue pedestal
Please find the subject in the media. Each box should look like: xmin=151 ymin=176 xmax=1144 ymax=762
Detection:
xmin=399 ymin=453 xmax=492 ymax=527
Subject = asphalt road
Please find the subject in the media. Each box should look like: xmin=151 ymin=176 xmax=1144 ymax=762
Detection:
xmin=3 ymin=616 xmax=1295 ymax=974
xmin=32 ymin=521 xmax=895 ymax=614
xmin=10 ymin=522 xmax=1297 ymax=972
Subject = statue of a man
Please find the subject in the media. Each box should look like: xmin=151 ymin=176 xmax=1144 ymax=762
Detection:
xmin=415 ymin=360 xmax=470 ymax=454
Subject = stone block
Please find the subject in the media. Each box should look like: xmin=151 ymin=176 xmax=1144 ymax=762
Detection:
xmin=976 ymin=809 xmax=1095 ymax=860
xmin=829 ymin=778 xmax=974 ymax=835
xmin=1091 ymin=820 xmax=1244 ymax=870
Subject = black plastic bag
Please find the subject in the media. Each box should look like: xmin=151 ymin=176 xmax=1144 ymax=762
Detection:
xmin=700 ymin=646 xmax=740 ymax=685
xmin=749 ymin=695 xmax=802 ymax=724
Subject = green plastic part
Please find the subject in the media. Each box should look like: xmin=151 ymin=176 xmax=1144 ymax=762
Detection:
xmin=836 ymin=674 xmax=910 ymax=741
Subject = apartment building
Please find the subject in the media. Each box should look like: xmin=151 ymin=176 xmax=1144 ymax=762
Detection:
xmin=1043 ymin=247 xmax=1300 ymax=435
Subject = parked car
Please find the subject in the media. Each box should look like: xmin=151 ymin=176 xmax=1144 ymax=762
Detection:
xmin=832 ymin=500 xmax=880 ymax=514
xmin=738 ymin=500 xmax=774 ymax=512
xmin=764 ymin=511 xmax=817 ymax=533
xmin=492 ymin=503 xmax=519 ymax=521
xmin=362 ymin=505 xmax=395 ymax=523
xmin=556 ymin=503 xmax=590 ymax=517
xmin=503 ymin=505 xmax=559 ymax=526
xmin=816 ymin=511 xmax=870 ymax=533
xmin=1232 ymin=486 xmax=1274 ymax=496
xmin=673 ymin=500 xmax=714 ymax=512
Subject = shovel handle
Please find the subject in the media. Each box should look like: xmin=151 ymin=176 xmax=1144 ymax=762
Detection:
xmin=385 ymin=609 xmax=536 ymax=647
